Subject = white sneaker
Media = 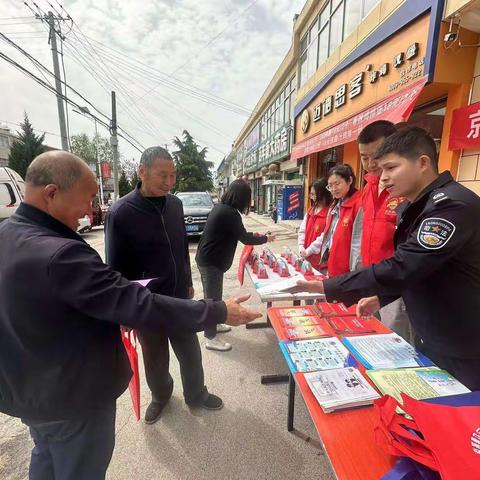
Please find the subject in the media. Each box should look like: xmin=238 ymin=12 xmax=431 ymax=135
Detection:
xmin=216 ymin=323 xmax=232 ymax=333
xmin=205 ymin=338 xmax=232 ymax=351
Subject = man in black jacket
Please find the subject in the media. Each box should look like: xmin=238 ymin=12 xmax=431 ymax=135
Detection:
xmin=105 ymin=146 xmax=222 ymax=424
xmin=0 ymin=151 xmax=260 ymax=480
xmin=298 ymin=127 xmax=480 ymax=390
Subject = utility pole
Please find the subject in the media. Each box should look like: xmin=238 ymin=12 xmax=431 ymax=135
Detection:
xmin=47 ymin=11 xmax=69 ymax=151
xmin=110 ymin=91 xmax=119 ymax=201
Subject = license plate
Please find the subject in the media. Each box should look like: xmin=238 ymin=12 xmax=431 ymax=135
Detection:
xmin=186 ymin=224 xmax=199 ymax=232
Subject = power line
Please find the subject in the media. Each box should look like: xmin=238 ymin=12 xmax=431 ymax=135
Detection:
xmin=120 ymin=0 xmax=260 ymax=112
xmin=0 ymin=49 xmax=144 ymax=153
xmin=0 ymin=118 xmax=63 ymax=137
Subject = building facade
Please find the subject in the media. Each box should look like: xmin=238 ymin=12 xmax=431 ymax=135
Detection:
xmin=291 ymin=0 xmax=480 ymax=203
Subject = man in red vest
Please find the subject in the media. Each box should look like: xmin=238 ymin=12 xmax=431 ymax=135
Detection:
xmin=351 ymin=120 xmax=412 ymax=341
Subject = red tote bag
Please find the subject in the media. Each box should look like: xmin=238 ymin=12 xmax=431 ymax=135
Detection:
xmin=237 ymin=245 xmax=254 ymax=285
xmin=401 ymin=394 xmax=480 ymax=480
xmin=121 ymin=328 xmax=140 ymax=421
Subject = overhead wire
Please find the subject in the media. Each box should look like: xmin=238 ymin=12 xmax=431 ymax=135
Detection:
xmin=0 ymin=49 xmax=144 ymax=152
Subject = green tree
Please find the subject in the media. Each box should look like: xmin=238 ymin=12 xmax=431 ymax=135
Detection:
xmin=172 ymin=130 xmax=214 ymax=192
xmin=8 ymin=113 xmax=46 ymax=178
xmin=71 ymin=133 xmax=114 ymax=169
xmin=118 ymin=169 xmax=130 ymax=197
xmin=130 ymin=169 xmax=139 ymax=190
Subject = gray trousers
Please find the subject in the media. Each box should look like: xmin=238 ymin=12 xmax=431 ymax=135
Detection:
xmin=197 ymin=264 xmax=224 ymax=340
xmin=379 ymin=297 xmax=414 ymax=344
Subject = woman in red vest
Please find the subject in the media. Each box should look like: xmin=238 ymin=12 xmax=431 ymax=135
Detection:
xmin=298 ymin=178 xmax=332 ymax=269
xmin=314 ymin=164 xmax=362 ymax=277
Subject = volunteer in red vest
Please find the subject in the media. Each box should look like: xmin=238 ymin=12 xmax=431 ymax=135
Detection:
xmin=351 ymin=120 xmax=411 ymax=341
xmin=312 ymin=164 xmax=362 ymax=277
xmin=298 ymin=178 xmax=332 ymax=269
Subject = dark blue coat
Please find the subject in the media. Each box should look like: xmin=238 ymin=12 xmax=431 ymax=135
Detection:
xmin=0 ymin=203 xmax=225 ymax=421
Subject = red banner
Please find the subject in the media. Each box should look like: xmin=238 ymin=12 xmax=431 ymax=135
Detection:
xmin=449 ymin=101 xmax=480 ymax=151
xmin=291 ymin=76 xmax=428 ymax=161
xmin=101 ymin=162 xmax=111 ymax=179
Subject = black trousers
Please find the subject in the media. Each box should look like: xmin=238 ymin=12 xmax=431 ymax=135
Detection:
xmin=138 ymin=329 xmax=208 ymax=405
xmin=197 ymin=264 xmax=224 ymax=340
xmin=416 ymin=341 xmax=480 ymax=391
xmin=22 ymin=403 xmax=116 ymax=480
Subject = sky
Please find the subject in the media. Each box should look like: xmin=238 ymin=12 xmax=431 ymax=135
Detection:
xmin=0 ymin=0 xmax=305 ymax=170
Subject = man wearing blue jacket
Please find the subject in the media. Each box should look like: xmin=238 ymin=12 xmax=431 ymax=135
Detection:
xmin=106 ymin=146 xmax=222 ymax=424
xmin=0 ymin=150 xmax=260 ymax=480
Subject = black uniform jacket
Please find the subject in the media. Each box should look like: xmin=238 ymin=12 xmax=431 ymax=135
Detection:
xmin=105 ymin=186 xmax=192 ymax=298
xmin=325 ymin=172 xmax=480 ymax=359
xmin=0 ymin=203 xmax=225 ymax=421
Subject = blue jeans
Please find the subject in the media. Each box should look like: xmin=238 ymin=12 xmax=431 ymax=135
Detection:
xmin=22 ymin=403 xmax=116 ymax=480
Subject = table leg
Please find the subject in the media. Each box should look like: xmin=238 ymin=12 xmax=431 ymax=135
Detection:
xmin=287 ymin=374 xmax=295 ymax=432
xmin=261 ymin=374 xmax=289 ymax=385
xmin=246 ymin=301 xmax=272 ymax=329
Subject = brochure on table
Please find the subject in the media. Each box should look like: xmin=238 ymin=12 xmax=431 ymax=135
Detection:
xmin=279 ymin=337 xmax=357 ymax=373
xmin=342 ymin=333 xmax=434 ymax=370
xmin=367 ymin=367 xmax=470 ymax=403
xmin=305 ymin=367 xmax=381 ymax=413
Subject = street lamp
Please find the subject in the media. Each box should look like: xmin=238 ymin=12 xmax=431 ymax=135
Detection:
xmin=72 ymin=106 xmax=105 ymax=205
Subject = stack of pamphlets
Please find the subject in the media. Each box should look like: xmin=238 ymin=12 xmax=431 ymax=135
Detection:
xmin=279 ymin=337 xmax=356 ymax=372
xmin=305 ymin=367 xmax=381 ymax=413
xmin=342 ymin=333 xmax=434 ymax=370
xmin=285 ymin=324 xmax=332 ymax=340
xmin=366 ymin=367 xmax=470 ymax=403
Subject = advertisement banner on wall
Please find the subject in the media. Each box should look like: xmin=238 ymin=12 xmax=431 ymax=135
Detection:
xmin=449 ymin=101 xmax=480 ymax=150
xmin=279 ymin=185 xmax=303 ymax=221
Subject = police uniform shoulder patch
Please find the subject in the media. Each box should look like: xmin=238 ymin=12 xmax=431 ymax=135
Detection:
xmin=417 ymin=217 xmax=456 ymax=250
xmin=431 ymin=191 xmax=450 ymax=204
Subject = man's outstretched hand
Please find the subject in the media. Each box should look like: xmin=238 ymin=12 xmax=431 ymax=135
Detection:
xmin=295 ymin=279 xmax=325 ymax=293
xmin=356 ymin=296 xmax=381 ymax=318
xmin=224 ymin=294 xmax=262 ymax=326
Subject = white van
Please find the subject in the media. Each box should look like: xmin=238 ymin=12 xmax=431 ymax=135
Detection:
xmin=0 ymin=167 xmax=25 ymax=223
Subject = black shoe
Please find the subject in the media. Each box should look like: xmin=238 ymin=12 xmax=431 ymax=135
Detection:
xmin=189 ymin=393 xmax=224 ymax=411
xmin=145 ymin=401 xmax=167 ymax=424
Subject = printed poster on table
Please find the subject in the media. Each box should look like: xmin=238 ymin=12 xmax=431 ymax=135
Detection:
xmin=342 ymin=333 xmax=434 ymax=370
xmin=367 ymin=367 xmax=470 ymax=403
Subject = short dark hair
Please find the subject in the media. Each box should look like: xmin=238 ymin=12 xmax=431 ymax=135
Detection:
xmin=26 ymin=151 xmax=86 ymax=191
xmin=374 ymin=126 xmax=439 ymax=173
xmin=310 ymin=177 xmax=332 ymax=208
xmin=357 ymin=120 xmax=396 ymax=144
xmin=221 ymin=179 xmax=251 ymax=214
xmin=328 ymin=163 xmax=357 ymax=198
xmin=139 ymin=146 xmax=172 ymax=168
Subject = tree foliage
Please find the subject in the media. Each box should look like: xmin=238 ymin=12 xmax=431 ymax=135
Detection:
xmin=118 ymin=169 xmax=130 ymax=197
xmin=172 ymin=130 xmax=214 ymax=192
xmin=70 ymin=133 xmax=113 ymax=167
xmin=8 ymin=112 xmax=46 ymax=179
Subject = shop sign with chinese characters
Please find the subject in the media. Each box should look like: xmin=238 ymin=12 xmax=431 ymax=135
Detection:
xmin=307 ymin=42 xmax=423 ymax=130
xmin=244 ymin=126 xmax=291 ymax=173
xmin=449 ymin=101 xmax=480 ymax=150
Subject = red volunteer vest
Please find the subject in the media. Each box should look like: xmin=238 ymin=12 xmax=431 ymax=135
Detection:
xmin=304 ymin=206 xmax=329 ymax=268
xmin=325 ymin=190 xmax=362 ymax=278
xmin=361 ymin=174 xmax=404 ymax=266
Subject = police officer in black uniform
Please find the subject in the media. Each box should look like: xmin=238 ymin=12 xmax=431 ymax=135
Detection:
xmin=299 ymin=127 xmax=480 ymax=391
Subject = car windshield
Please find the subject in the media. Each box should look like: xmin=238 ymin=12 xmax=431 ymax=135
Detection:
xmin=177 ymin=194 xmax=213 ymax=208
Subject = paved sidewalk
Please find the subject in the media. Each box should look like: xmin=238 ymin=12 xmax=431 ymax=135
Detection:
xmin=248 ymin=211 xmax=302 ymax=234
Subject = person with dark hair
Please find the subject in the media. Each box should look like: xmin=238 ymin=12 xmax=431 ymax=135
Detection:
xmin=298 ymin=127 xmax=480 ymax=390
xmin=196 ymin=179 xmax=276 ymax=351
xmin=105 ymin=146 xmax=224 ymax=424
xmin=351 ymin=120 xmax=411 ymax=341
xmin=312 ymin=164 xmax=362 ymax=277
xmin=0 ymin=151 xmax=261 ymax=479
xmin=298 ymin=178 xmax=332 ymax=268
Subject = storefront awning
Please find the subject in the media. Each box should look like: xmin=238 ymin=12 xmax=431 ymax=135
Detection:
xmin=291 ymin=76 xmax=428 ymax=161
